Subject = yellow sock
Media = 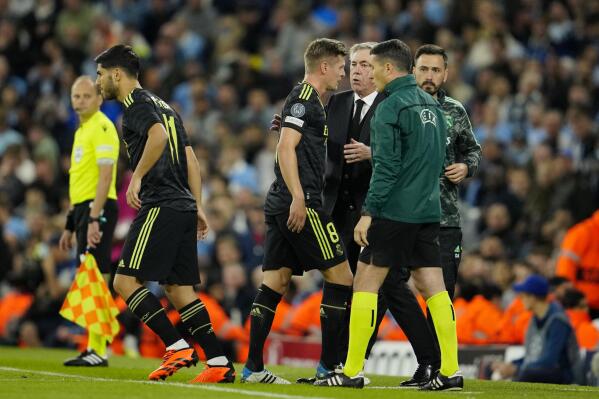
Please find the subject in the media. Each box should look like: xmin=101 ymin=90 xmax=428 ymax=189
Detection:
xmin=427 ymin=290 xmax=458 ymax=376
xmin=344 ymin=291 xmax=377 ymax=377
xmin=88 ymin=332 xmax=107 ymax=357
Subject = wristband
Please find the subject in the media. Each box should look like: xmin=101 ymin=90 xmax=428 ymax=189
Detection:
xmin=88 ymin=215 xmax=107 ymax=224
xmin=65 ymin=210 xmax=75 ymax=231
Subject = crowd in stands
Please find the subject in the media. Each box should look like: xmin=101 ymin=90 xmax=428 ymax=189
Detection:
xmin=0 ymin=0 xmax=598 ymax=369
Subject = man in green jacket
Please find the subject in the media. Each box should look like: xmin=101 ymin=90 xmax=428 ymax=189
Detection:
xmin=316 ymin=39 xmax=461 ymax=390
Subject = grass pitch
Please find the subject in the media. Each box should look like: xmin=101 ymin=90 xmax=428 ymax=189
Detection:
xmin=0 ymin=347 xmax=597 ymax=399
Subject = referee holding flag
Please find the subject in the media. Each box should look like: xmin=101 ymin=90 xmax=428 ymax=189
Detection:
xmin=60 ymin=76 xmax=119 ymax=367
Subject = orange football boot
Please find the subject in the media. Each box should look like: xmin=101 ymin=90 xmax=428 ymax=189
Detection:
xmin=148 ymin=347 xmax=198 ymax=381
xmin=190 ymin=362 xmax=236 ymax=383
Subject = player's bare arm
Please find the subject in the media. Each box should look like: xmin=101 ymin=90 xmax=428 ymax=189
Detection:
xmin=277 ymin=127 xmax=305 ymax=233
xmin=87 ymin=163 xmax=113 ymax=248
xmin=185 ymin=146 xmax=209 ymax=240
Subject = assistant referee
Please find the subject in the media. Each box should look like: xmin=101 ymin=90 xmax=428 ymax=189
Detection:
xmin=59 ymin=76 xmax=119 ymax=367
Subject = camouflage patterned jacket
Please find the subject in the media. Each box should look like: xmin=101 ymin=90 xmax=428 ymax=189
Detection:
xmin=438 ymin=91 xmax=482 ymax=228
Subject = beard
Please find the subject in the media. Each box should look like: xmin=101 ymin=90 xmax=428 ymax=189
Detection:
xmin=101 ymin=78 xmax=118 ymax=100
xmin=422 ymin=81 xmax=439 ymax=96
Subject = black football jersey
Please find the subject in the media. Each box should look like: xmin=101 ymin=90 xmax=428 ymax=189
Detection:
xmin=121 ymin=88 xmax=196 ymax=211
xmin=265 ymin=82 xmax=329 ymax=215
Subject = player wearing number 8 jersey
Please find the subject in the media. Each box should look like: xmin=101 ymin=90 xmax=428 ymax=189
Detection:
xmin=242 ymin=38 xmax=354 ymax=384
xmin=95 ymin=44 xmax=234 ymax=383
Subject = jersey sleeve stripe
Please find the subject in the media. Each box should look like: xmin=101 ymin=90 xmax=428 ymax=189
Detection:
xmin=299 ymin=84 xmax=313 ymax=101
xmin=299 ymin=84 xmax=308 ymax=100
xmin=305 ymin=86 xmax=314 ymax=100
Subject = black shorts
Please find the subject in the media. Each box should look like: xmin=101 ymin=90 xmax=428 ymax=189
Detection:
xmin=358 ymin=219 xmax=441 ymax=270
xmin=263 ymin=208 xmax=347 ymax=276
xmin=440 ymin=227 xmax=462 ymax=295
xmin=73 ymin=199 xmax=118 ymax=274
xmin=117 ymin=206 xmax=200 ymax=285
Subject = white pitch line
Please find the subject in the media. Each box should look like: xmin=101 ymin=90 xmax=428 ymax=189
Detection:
xmin=0 ymin=367 xmax=329 ymax=399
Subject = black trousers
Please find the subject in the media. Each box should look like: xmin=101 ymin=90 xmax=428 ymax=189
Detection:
xmin=72 ymin=199 xmax=118 ymax=274
xmin=517 ymin=367 xmax=572 ymax=384
xmin=333 ymin=203 xmax=438 ymax=367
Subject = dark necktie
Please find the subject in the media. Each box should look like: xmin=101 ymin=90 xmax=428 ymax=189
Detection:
xmin=349 ymin=99 xmax=365 ymax=142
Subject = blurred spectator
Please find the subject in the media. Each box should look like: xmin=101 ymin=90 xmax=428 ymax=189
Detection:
xmin=17 ymin=235 xmax=77 ymax=348
xmin=491 ymin=275 xmax=580 ymax=384
xmin=140 ymin=0 xmax=174 ymax=46
xmin=560 ymin=288 xmax=599 ymax=350
xmin=0 ymin=144 xmax=26 ymax=207
xmin=556 ymin=210 xmax=599 ymax=319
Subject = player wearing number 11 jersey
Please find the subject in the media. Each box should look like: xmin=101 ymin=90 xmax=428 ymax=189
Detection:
xmin=95 ymin=44 xmax=235 ymax=383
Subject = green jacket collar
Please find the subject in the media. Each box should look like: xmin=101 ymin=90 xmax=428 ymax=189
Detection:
xmin=384 ymin=75 xmax=416 ymax=94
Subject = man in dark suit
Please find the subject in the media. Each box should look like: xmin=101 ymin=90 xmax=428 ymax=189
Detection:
xmin=323 ymin=42 xmax=438 ymax=384
xmin=323 ymin=42 xmax=382 ymax=268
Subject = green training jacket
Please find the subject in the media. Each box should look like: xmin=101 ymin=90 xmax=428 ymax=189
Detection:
xmin=363 ymin=75 xmax=447 ymax=223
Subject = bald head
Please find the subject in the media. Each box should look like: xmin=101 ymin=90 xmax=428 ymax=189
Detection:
xmin=71 ymin=75 xmax=102 ymax=120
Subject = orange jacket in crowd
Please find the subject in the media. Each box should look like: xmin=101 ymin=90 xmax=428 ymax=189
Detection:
xmin=284 ymin=291 xmax=322 ymax=336
xmin=456 ymin=295 xmax=504 ymax=344
xmin=0 ymin=291 xmax=33 ymax=336
xmin=556 ymin=210 xmax=599 ymax=310
xmin=495 ymin=296 xmax=532 ymax=344
xmin=566 ymin=309 xmax=599 ymax=350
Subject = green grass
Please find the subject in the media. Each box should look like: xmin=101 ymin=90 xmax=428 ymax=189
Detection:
xmin=0 ymin=347 xmax=597 ymax=399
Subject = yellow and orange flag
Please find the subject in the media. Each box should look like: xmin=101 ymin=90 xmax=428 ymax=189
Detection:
xmin=60 ymin=253 xmax=120 ymax=342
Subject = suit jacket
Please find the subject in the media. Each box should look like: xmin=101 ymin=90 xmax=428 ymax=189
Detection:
xmin=323 ymin=90 xmax=386 ymax=215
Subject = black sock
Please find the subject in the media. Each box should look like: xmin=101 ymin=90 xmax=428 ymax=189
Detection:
xmin=179 ymin=299 xmax=224 ymax=361
xmin=320 ymin=281 xmax=352 ymax=369
xmin=246 ymin=284 xmax=282 ymax=371
xmin=126 ymin=287 xmax=182 ymax=347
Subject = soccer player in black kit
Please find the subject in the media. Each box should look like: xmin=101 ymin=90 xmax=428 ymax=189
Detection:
xmin=94 ymin=45 xmax=235 ymax=383
xmin=241 ymin=38 xmax=354 ymax=384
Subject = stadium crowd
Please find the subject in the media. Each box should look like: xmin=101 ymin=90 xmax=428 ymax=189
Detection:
xmin=0 ymin=0 xmax=597 ymax=379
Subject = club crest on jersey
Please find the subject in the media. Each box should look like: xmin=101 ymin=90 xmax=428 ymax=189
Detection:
xmin=420 ymin=109 xmax=437 ymax=127
xmin=290 ymin=103 xmax=305 ymax=117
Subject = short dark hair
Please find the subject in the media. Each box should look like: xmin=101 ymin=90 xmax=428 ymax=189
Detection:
xmin=371 ymin=39 xmax=412 ymax=72
xmin=304 ymin=38 xmax=348 ymax=72
xmin=414 ymin=44 xmax=448 ymax=67
xmin=94 ymin=44 xmax=140 ymax=77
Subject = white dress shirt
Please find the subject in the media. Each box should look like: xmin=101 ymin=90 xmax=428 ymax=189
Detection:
xmin=353 ymin=91 xmax=378 ymax=122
